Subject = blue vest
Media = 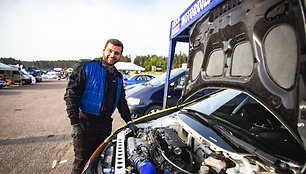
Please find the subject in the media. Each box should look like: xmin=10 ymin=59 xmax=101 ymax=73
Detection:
xmin=79 ymin=61 xmax=122 ymax=115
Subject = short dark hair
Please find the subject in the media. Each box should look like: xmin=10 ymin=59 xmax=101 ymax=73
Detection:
xmin=104 ymin=38 xmax=124 ymax=54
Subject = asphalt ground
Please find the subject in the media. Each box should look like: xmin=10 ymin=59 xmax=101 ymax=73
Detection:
xmin=0 ymin=79 xmax=125 ymax=174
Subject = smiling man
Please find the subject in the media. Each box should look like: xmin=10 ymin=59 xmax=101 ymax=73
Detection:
xmin=102 ymin=40 xmax=122 ymax=66
xmin=64 ymin=38 xmax=138 ymax=174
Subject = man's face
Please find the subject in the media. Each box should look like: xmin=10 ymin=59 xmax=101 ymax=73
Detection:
xmin=103 ymin=43 xmax=122 ymax=66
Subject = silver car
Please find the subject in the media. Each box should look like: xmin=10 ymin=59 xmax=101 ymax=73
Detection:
xmin=0 ymin=79 xmax=7 ymax=88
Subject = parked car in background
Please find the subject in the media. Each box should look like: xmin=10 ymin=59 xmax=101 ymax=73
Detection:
xmin=123 ymin=74 xmax=155 ymax=87
xmin=0 ymin=77 xmax=14 ymax=86
xmin=25 ymin=67 xmax=43 ymax=82
xmin=126 ymin=68 xmax=185 ymax=118
xmin=43 ymin=71 xmax=59 ymax=79
xmin=0 ymin=79 xmax=7 ymax=88
xmin=125 ymin=68 xmax=215 ymax=118
xmin=33 ymin=72 xmax=42 ymax=82
xmin=21 ymin=70 xmax=32 ymax=84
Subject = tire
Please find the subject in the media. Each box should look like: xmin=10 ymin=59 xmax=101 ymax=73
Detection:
xmin=144 ymin=105 xmax=162 ymax=116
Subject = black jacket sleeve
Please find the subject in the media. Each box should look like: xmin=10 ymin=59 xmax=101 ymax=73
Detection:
xmin=63 ymin=62 xmax=87 ymax=125
xmin=117 ymin=83 xmax=132 ymax=123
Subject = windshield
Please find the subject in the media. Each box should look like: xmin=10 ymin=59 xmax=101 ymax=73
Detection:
xmin=183 ymin=89 xmax=306 ymax=162
xmin=147 ymin=68 xmax=185 ymax=86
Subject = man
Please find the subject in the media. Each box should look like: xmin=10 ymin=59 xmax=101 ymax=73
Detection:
xmin=64 ymin=38 xmax=138 ymax=174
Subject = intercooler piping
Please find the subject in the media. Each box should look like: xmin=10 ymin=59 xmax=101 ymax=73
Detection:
xmin=127 ymin=135 xmax=156 ymax=174
xmin=133 ymin=156 xmax=156 ymax=174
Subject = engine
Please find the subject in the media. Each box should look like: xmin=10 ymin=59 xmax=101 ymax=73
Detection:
xmin=97 ymin=116 xmax=273 ymax=174
xmin=127 ymin=127 xmax=197 ymax=174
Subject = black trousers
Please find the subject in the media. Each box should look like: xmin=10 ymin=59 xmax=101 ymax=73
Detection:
xmin=71 ymin=113 xmax=112 ymax=174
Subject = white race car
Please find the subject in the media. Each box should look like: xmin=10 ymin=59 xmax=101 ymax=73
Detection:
xmin=82 ymin=0 xmax=306 ymax=173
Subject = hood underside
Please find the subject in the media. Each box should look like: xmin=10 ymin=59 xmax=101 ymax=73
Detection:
xmin=182 ymin=0 xmax=306 ymax=145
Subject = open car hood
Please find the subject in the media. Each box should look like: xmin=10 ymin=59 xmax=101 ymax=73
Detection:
xmin=181 ymin=0 xmax=306 ymax=146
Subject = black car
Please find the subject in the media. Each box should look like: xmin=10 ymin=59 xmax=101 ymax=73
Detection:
xmin=125 ymin=68 xmax=185 ymax=118
xmin=82 ymin=0 xmax=306 ymax=173
xmin=126 ymin=68 xmax=215 ymax=118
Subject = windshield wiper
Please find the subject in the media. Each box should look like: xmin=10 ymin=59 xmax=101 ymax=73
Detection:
xmin=182 ymin=109 xmax=217 ymax=127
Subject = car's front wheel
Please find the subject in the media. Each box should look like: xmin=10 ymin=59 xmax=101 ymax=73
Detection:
xmin=144 ymin=105 xmax=162 ymax=116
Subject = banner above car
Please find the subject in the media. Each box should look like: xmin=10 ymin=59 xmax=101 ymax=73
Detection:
xmin=170 ymin=0 xmax=224 ymax=39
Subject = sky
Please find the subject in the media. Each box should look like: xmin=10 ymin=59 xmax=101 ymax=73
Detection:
xmin=0 ymin=0 xmax=194 ymax=61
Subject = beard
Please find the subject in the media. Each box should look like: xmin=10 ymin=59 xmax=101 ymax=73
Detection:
xmin=102 ymin=55 xmax=119 ymax=66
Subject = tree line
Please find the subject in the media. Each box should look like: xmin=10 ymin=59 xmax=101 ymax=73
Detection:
xmin=0 ymin=53 xmax=187 ymax=72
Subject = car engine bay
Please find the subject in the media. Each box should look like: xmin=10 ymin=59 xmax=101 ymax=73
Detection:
xmin=95 ymin=115 xmax=288 ymax=174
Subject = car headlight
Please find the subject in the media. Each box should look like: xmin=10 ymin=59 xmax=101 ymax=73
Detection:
xmin=127 ymin=97 xmax=140 ymax=105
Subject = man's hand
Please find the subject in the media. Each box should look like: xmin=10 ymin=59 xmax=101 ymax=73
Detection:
xmin=71 ymin=124 xmax=83 ymax=139
xmin=127 ymin=121 xmax=139 ymax=133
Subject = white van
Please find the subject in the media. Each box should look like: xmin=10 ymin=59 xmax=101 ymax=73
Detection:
xmin=45 ymin=71 xmax=59 ymax=79
xmin=21 ymin=70 xmax=32 ymax=84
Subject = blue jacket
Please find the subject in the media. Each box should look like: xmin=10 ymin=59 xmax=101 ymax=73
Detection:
xmin=64 ymin=59 xmax=132 ymax=125
xmin=80 ymin=61 xmax=122 ymax=115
